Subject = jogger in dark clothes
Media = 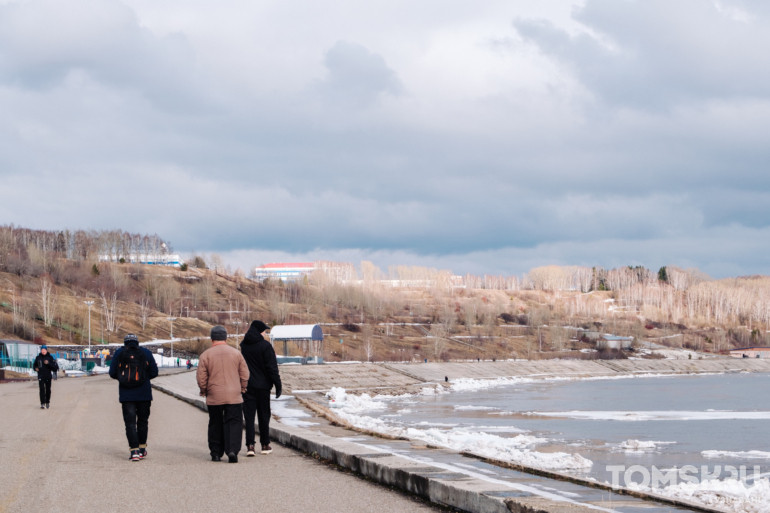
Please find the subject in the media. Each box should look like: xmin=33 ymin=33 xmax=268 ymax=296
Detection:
xmin=33 ymin=345 xmax=58 ymax=409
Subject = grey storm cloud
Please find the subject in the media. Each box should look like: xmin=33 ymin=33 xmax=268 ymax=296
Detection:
xmin=318 ymin=41 xmax=403 ymax=108
xmin=1 ymin=0 xmax=770 ymax=278
xmin=514 ymin=0 xmax=770 ymax=110
xmin=0 ymin=0 xmax=198 ymax=109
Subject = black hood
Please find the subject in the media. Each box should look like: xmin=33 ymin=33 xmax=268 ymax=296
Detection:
xmin=240 ymin=324 xmax=266 ymax=347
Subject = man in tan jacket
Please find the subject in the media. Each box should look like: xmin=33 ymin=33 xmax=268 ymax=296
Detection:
xmin=196 ymin=325 xmax=249 ymax=463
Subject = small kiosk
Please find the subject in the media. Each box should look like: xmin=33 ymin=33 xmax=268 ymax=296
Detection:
xmin=269 ymin=324 xmax=324 ymax=363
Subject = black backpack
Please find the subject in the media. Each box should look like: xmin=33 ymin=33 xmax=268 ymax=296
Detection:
xmin=117 ymin=345 xmax=148 ymax=388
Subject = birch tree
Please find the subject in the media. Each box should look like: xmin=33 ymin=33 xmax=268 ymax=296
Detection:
xmin=361 ymin=324 xmax=375 ymax=362
xmin=139 ymin=293 xmax=151 ymax=330
xmin=40 ymin=277 xmax=56 ymax=327
xmin=430 ymin=323 xmax=448 ymax=361
xmin=101 ymin=291 xmax=119 ymax=334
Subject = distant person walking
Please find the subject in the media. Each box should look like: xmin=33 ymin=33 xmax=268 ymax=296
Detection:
xmin=197 ymin=326 xmax=249 ymax=463
xmin=33 ymin=345 xmax=58 ymax=409
xmin=109 ymin=334 xmax=159 ymax=461
xmin=240 ymin=320 xmax=282 ymax=456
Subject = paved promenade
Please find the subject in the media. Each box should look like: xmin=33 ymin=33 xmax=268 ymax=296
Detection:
xmin=0 ymin=375 xmax=441 ymax=513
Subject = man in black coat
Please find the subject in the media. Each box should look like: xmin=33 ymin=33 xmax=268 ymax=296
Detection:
xmin=33 ymin=345 xmax=58 ymax=409
xmin=108 ymin=334 xmax=159 ymax=461
xmin=240 ymin=320 xmax=282 ymax=455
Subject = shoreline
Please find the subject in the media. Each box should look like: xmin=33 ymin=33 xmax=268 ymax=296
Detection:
xmin=277 ymin=356 xmax=770 ymax=395
xmin=154 ymin=371 xmax=695 ymax=513
xmin=150 ymin=358 xmax=770 ymax=513
xmin=280 ymin=357 xmax=770 ymax=513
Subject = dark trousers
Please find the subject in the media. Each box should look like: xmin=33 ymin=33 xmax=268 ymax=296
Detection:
xmin=38 ymin=378 xmax=52 ymax=405
xmin=207 ymin=404 xmax=243 ymax=457
xmin=243 ymin=389 xmax=272 ymax=446
xmin=122 ymin=401 xmax=152 ymax=450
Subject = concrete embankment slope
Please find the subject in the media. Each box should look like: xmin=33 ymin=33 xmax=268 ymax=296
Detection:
xmin=279 ymin=361 xmax=422 ymax=392
xmin=279 ymin=357 xmax=770 ymax=393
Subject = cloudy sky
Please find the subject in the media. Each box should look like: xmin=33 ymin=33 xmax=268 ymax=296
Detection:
xmin=2 ymin=0 xmax=769 ymax=279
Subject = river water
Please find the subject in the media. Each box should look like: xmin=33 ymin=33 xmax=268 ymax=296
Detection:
xmin=325 ymin=371 xmax=770 ymax=510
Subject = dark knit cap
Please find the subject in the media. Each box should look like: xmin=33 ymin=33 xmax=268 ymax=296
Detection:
xmin=250 ymin=320 xmax=270 ymax=333
xmin=124 ymin=334 xmax=139 ymax=344
xmin=210 ymin=325 xmax=228 ymax=341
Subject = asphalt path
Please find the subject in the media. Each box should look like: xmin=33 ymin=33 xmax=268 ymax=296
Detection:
xmin=0 ymin=375 xmax=442 ymax=513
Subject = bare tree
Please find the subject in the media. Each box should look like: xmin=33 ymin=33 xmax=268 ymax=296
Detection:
xmin=361 ymin=260 xmax=384 ymax=283
xmin=139 ymin=293 xmax=151 ymax=330
xmin=529 ymin=307 xmax=550 ymax=352
xmin=549 ymin=324 xmax=567 ymax=351
xmin=267 ymin=288 xmax=291 ymax=325
xmin=148 ymin=276 xmax=182 ymax=314
xmin=430 ymin=323 xmax=448 ymax=360
xmin=40 ymin=277 xmax=56 ymax=327
xmin=100 ymin=291 xmax=119 ymax=334
xmin=438 ymin=300 xmax=456 ymax=333
xmin=464 ymin=298 xmax=481 ymax=327
xmin=209 ymin=254 xmax=224 ymax=273
xmin=361 ymin=324 xmax=375 ymax=362
xmin=712 ymin=329 xmax=727 ymax=352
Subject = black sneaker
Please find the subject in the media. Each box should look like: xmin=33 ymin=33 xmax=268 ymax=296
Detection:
xmin=40 ymin=404 xmax=45 ymax=409
xmin=138 ymin=448 xmax=147 ymax=459
xmin=246 ymin=445 xmax=255 ymax=457
xmin=227 ymin=452 xmax=238 ymax=463
xmin=261 ymin=444 xmax=272 ymax=454
xmin=130 ymin=450 xmax=141 ymax=462
xmin=211 ymin=455 xmax=222 ymax=462
xmin=45 ymin=403 xmax=50 ymax=409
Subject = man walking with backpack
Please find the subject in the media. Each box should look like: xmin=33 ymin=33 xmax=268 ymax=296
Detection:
xmin=109 ymin=334 xmax=159 ymax=461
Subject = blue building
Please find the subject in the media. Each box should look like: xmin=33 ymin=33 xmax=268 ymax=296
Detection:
xmin=0 ymin=339 xmax=41 ymax=373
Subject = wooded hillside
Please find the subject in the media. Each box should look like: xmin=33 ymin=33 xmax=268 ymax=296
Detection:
xmin=1 ymin=225 xmax=768 ymax=361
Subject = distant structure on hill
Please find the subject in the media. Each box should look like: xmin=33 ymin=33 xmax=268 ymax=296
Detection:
xmin=252 ymin=261 xmax=468 ymax=288
xmin=252 ymin=261 xmax=356 ymax=283
xmin=99 ymin=253 xmax=184 ymax=267
xmin=253 ymin=262 xmax=313 ymax=281
xmin=730 ymin=347 xmax=770 ymax=359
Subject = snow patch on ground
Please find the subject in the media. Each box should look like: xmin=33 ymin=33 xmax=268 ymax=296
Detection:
xmin=634 ymin=477 xmax=770 ymax=513
xmin=702 ymin=450 xmax=770 ymax=460
xmin=273 ymin=396 xmax=318 ymax=428
xmin=324 ymin=386 xmax=592 ymax=471
xmin=616 ymin=439 xmax=676 ymax=453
